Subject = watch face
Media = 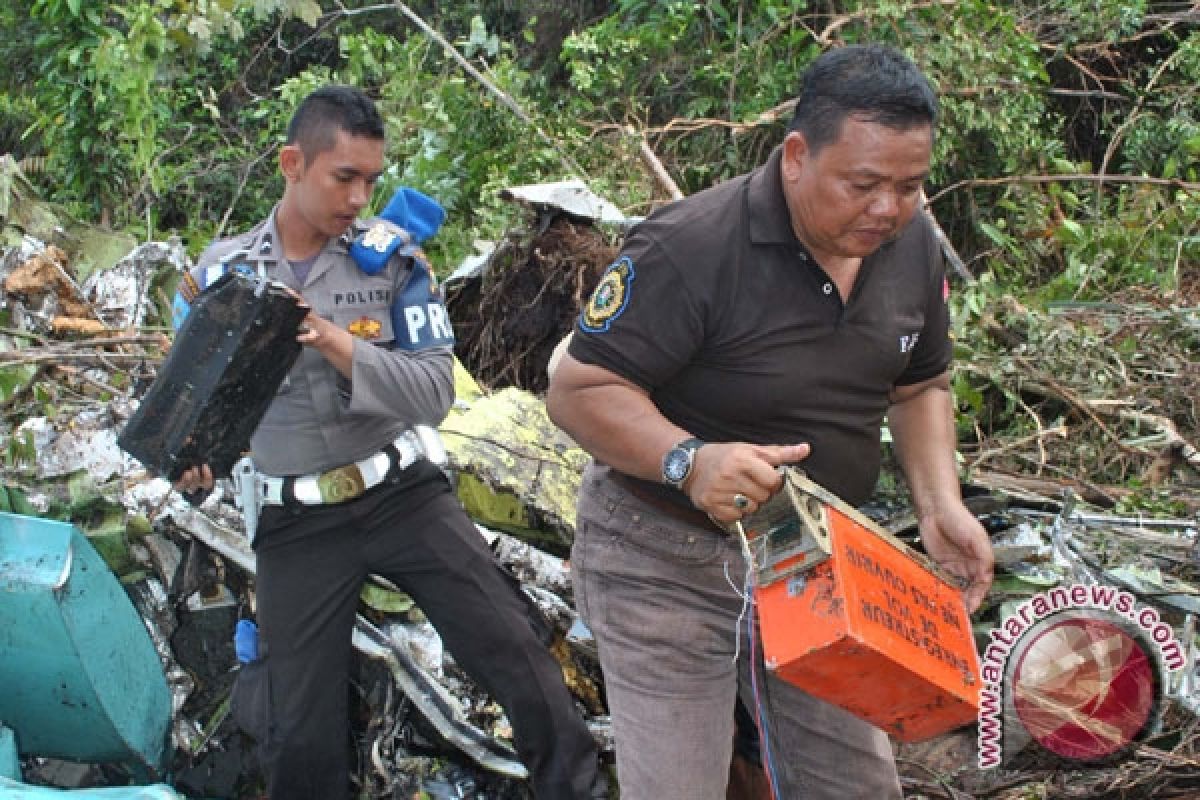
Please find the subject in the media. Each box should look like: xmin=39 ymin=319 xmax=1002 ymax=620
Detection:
xmin=663 ymin=448 xmax=692 ymax=484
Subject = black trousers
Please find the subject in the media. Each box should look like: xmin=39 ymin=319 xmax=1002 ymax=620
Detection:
xmin=253 ymin=460 xmax=598 ymax=799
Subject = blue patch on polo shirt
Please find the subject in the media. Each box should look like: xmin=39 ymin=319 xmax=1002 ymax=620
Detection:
xmin=579 ymin=256 xmax=635 ymax=333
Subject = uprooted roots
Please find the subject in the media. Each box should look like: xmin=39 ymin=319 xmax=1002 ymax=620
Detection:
xmin=445 ymin=215 xmax=618 ymax=394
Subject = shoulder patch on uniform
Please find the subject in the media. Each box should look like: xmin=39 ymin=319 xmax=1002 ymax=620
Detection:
xmin=390 ymin=258 xmax=455 ymax=350
xmin=363 ymin=220 xmax=406 ymax=253
xmin=351 ymin=220 xmax=411 ymax=276
xmin=580 ymin=256 xmax=635 ymax=333
xmin=178 ymin=271 xmax=201 ymax=303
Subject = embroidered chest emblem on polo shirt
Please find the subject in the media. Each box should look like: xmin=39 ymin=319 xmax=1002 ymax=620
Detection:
xmin=348 ymin=316 xmax=383 ymax=340
xmin=581 ymin=256 xmax=635 ymax=333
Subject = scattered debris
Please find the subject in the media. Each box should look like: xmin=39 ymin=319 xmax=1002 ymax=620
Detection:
xmin=0 ymin=165 xmax=1197 ymax=799
xmin=497 ymin=180 xmax=629 ymax=226
xmin=442 ymin=379 xmax=589 ymax=556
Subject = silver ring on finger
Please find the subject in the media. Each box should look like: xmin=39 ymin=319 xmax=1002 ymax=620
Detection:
xmin=733 ymin=493 xmax=750 ymax=511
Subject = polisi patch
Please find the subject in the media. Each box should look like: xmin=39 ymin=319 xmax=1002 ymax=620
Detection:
xmin=391 ymin=259 xmax=454 ymax=350
xmin=581 ymin=256 xmax=635 ymax=333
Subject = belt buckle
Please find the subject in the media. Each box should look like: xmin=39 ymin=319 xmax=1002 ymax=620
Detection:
xmin=316 ymin=463 xmax=367 ymax=504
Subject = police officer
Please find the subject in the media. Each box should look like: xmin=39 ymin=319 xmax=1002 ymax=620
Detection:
xmin=174 ymin=85 xmax=600 ymax=800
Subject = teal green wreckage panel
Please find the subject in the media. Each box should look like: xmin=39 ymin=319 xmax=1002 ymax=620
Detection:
xmin=0 ymin=725 xmax=18 ymax=781
xmin=0 ymin=778 xmax=181 ymax=798
xmin=0 ymin=513 xmax=171 ymax=773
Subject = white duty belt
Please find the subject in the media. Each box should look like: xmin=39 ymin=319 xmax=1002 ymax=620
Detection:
xmin=245 ymin=427 xmax=446 ymax=506
xmin=231 ymin=426 xmax=447 ymax=541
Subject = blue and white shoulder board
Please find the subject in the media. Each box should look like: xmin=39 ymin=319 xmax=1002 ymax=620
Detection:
xmin=351 ymin=188 xmax=446 ymax=276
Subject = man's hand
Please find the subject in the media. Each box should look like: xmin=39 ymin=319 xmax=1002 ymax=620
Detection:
xmin=282 ymin=288 xmax=354 ymax=377
xmin=174 ymin=463 xmax=214 ymax=494
xmin=686 ymin=442 xmax=811 ymax=523
xmin=174 ymin=464 xmax=214 ymax=505
xmin=916 ymin=502 xmax=993 ymax=614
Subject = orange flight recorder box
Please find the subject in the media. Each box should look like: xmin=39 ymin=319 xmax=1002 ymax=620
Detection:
xmin=741 ymin=469 xmax=982 ymax=742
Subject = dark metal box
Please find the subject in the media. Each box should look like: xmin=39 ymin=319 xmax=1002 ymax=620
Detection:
xmin=119 ymin=271 xmax=307 ymax=480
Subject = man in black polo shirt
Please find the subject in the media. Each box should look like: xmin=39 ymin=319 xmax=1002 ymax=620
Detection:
xmin=547 ymin=45 xmax=993 ymax=799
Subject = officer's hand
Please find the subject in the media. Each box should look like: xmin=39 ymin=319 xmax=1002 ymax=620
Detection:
xmin=282 ymin=287 xmax=354 ymax=375
xmin=296 ymin=307 xmax=334 ymax=346
xmin=916 ymin=502 xmax=993 ymax=614
xmin=173 ymin=464 xmax=214 ymax=506
xmin=174 ymin=464 xmax=214 ymax=494
xmin=280 ymin=288 xmax=323 ymax=345
xmin=686 ymin=442 xmax=810 ymax=523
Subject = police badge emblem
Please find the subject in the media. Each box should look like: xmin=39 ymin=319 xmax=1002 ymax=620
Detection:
xmin=581 ymin=256 xmax=635 ymax=333
xmin=347 ymin=316 xmax=383 ymax=340
xmin=361 ymin=221 xmax=399 ymax=253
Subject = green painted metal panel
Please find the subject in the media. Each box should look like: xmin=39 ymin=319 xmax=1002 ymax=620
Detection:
xmin=0 ymin=725 xmax=18 ymax=781
xmin=0 ymin=513 xmax=171 ymax=774
xmin=0 ymin=778 xmax=181 ymax=798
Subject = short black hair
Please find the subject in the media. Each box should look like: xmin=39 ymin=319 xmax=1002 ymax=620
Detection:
xmin=285 ymin=85 xmax=385 ymax=158
xmin=787 ymin=45 xmax=938 ymax=153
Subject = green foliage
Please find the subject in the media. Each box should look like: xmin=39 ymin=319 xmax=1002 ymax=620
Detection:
xmin=3 ymin=429 xmax=36 ymax=471
xmin=0 ymin=0 xmax=1194 ymax=308
xmin=1113 ymin=483 xmax=1191 ymax=517
xmin=561 ymin=0 xmax=820 ymax=190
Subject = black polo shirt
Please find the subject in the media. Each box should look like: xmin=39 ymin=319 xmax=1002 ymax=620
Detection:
xmin=569 ymin=147 xmax=952 ymax=506
xmin=566 ymin=146 xmax=950 ymax=503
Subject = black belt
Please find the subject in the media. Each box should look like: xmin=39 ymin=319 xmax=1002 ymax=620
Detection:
xmin=609 ymin=472 xmax=725 ymax=533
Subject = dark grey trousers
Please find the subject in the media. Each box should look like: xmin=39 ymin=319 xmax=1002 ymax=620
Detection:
xmin=253 ymin=460 xmax=598 ymax=799
xmin=573 ymin=463 xmax=901 ymax=800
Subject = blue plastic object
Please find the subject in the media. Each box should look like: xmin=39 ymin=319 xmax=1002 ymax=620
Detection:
xmin=0 ymin=725 xmax=18 ymax=781
xmin=0 ymin=513 xmax=172 ymax=774
xmin=234 ymin=619 xmax=258 ymax=663
xmin=0 ymin=779 xmax=182 ymax=798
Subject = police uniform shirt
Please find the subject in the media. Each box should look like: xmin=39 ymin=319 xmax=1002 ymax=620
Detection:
xmin=180 ymin=207 xmax=455 ymax=477
xmin=568 ymin=147 xmax=952 ymax=506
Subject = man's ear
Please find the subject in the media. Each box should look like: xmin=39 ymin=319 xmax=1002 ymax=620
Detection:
xmin=781 ymin=131 xmax=809 ymax=181
xmin=279 ymin=144 xmax=305 ymax=182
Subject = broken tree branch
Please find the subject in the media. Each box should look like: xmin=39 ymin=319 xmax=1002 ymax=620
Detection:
xmin=627 ymin=127 xmax=683 ymax=201
xmin=385 ymin=0 xmax=587 ymax=180
xmin=1120 ymin=410 xmax=1200 ymax=476
xmin=921 ymin=190 xmax=973 ymax=283
xmin=925 ymin=173 xmax=1200 ymax=205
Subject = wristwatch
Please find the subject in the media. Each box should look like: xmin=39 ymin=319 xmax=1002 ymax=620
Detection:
xmin=661 ymin=437 xmax=705 ymax=489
